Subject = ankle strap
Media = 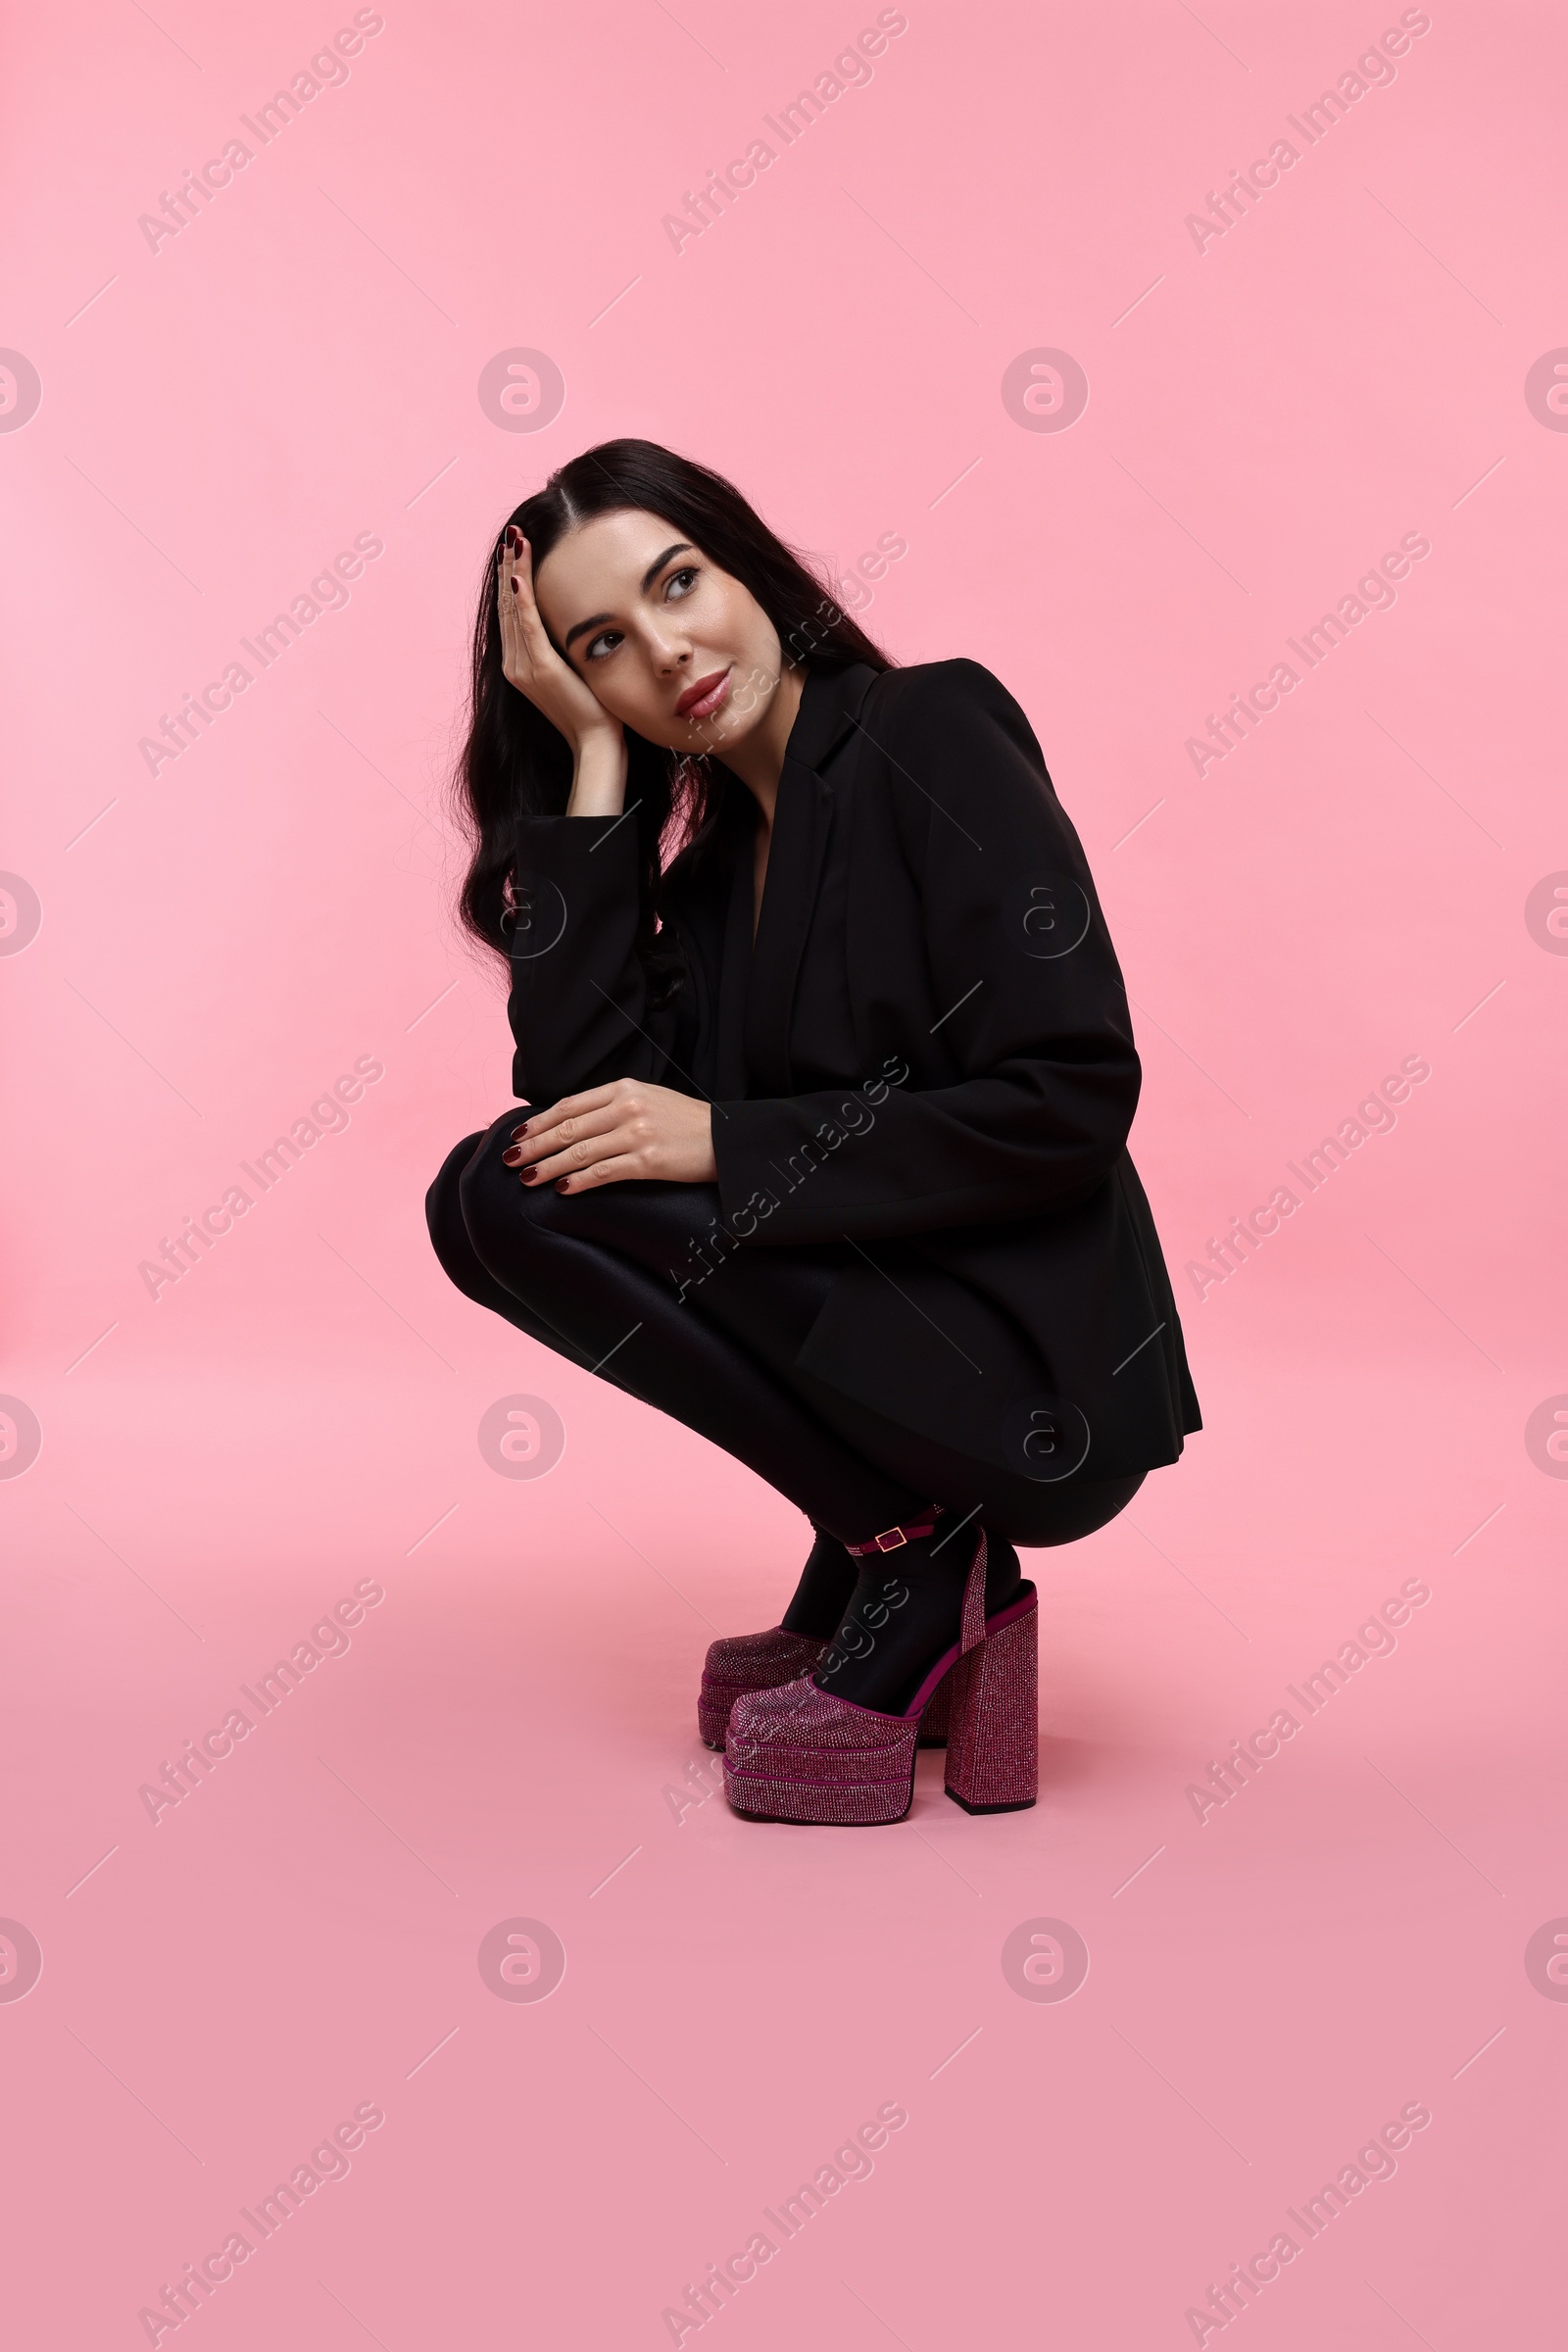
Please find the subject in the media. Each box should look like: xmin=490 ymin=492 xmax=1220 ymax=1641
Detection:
xmin=846 ymin=1503 xmax=944 ymax=1556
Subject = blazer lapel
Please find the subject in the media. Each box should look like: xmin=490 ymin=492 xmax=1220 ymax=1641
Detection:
xmin=710 ymin=782 xmax=755 ymax=1102
xmin=744 ymin=662 xmax=878 ymax=1095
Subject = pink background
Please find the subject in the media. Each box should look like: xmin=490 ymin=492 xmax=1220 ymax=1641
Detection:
xmin=2 ymin=2 xmax=1564 ymax=2344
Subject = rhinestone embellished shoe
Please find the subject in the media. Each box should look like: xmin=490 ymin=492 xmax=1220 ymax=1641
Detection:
xmin=699 ymin=1632 xmax=954 ymax=1751
xmin=698 ymin=1510 xmax=954 ymax=1751
xmin=699 ymin=1628 xmax=830 ymax=1749
xmin=722 ymin=1517 xmax=1038 ymax=1826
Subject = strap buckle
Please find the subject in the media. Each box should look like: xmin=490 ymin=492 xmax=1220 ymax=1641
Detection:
xmin=846 ymin=1504 xmax=944 ymax=1557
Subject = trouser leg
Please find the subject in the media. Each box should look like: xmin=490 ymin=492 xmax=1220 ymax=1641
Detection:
xmin=457 ymin=1140 xmax=1148 ymax=1550
xmin=426 ymin=1117 xmax=927 ymax=1544
xmin=786 ymin=1382 xmax=1147 ymax=1550
xmin=428 ymin=1114 xmax=1147 ymax=1550
xmin=424 ymin=1131 xmax=602 ymax=1368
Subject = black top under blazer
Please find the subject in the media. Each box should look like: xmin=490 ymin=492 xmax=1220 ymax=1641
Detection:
xmin=507 ymin=658 xmax=1201 ymax=1488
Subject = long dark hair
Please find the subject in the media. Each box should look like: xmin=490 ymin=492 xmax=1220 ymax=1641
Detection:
xmin=452 ymin=438 xmax=894 ymax=1005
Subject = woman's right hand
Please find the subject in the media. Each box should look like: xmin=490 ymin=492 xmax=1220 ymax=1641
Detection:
xmin=497 ymin=528 xmax=626 ymax=799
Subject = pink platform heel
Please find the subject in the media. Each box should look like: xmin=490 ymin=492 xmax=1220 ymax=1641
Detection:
xmin=699 ymin=1504 xmax=955 ymax=1751
xmin=722 ymin=1519 xmax=1038 ymax=1827
xmin=699 ymin=1629 xmax=829 ymax=1749
xmin=699 ymin=1631 xmax=953 ymax=1751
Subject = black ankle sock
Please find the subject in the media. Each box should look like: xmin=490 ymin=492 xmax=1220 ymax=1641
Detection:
xmin=777 ymin=1527 xmax=858 ymax=1639
xmin=812 ymin=1526 xmax=1025 ymax=1716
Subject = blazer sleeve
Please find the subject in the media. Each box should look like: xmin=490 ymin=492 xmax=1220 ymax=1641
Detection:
xmin=710 ymin=660 xmax=1142 ymax=1245
xmin=506 ymin=811 xmax=674 ymax=1103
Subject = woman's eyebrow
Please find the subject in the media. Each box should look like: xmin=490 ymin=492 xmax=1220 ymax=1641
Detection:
xmin=562 ymin=544 xmax=696 ymax=652
xmin=639 ymin=541 xmax=694 ymax=592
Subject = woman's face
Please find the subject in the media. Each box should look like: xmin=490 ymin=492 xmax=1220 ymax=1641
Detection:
xmin=530 ymin=507 xmax=790 ymax=756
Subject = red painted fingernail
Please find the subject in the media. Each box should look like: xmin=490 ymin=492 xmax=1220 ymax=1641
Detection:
xmin=514 ymin=1121 xmax=530 ymax=1136
xmin=520 ymin=1168 xmax=539 ymax=1184
xmin=502 ymin=1146 xmax=523 ymax=1165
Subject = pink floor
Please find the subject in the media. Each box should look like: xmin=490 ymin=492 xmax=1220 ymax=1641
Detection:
xmin=4 ymin=3 xmax=1564 ymax=2344
xmin=5 ymin=1338 xmax=1560 ymax=2346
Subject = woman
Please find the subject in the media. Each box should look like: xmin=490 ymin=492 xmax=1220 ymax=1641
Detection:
xmin=426 ymin=439 xmax=1200 ymax=1828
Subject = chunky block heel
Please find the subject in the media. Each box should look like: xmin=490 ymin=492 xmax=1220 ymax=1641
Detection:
xmin=917 ymin=1670 xmax=951 ymax=1747
xmin=943 ymin=1592 xmax=1038 ymax=1813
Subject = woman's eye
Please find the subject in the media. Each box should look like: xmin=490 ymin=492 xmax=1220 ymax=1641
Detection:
xmin=584 ymin=629 xmax=621 ymax=662
xmin=664 ymin=566 xmax=699 ymax=601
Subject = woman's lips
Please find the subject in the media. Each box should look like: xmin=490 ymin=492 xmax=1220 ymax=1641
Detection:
xmin=676 ymin=667 xmax=731 ymax=720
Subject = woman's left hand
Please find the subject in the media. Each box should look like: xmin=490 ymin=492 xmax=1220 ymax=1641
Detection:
xmin=503 ymin=1078 xmax=717 ymax=1192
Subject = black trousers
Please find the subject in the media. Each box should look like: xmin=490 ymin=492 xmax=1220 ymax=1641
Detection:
xmin=426 ymin=1110 xmax=1144 ymax=1551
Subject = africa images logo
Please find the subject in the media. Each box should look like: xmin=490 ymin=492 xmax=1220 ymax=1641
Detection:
xmin=661 ymin=13 xmax=909 ymax=254
xmin=135 ymin=13 xmax=387 ymax=256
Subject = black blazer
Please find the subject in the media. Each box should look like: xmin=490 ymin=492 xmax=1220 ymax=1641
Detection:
xmin=507 ymin=659 xmax=1200 ymax=1487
